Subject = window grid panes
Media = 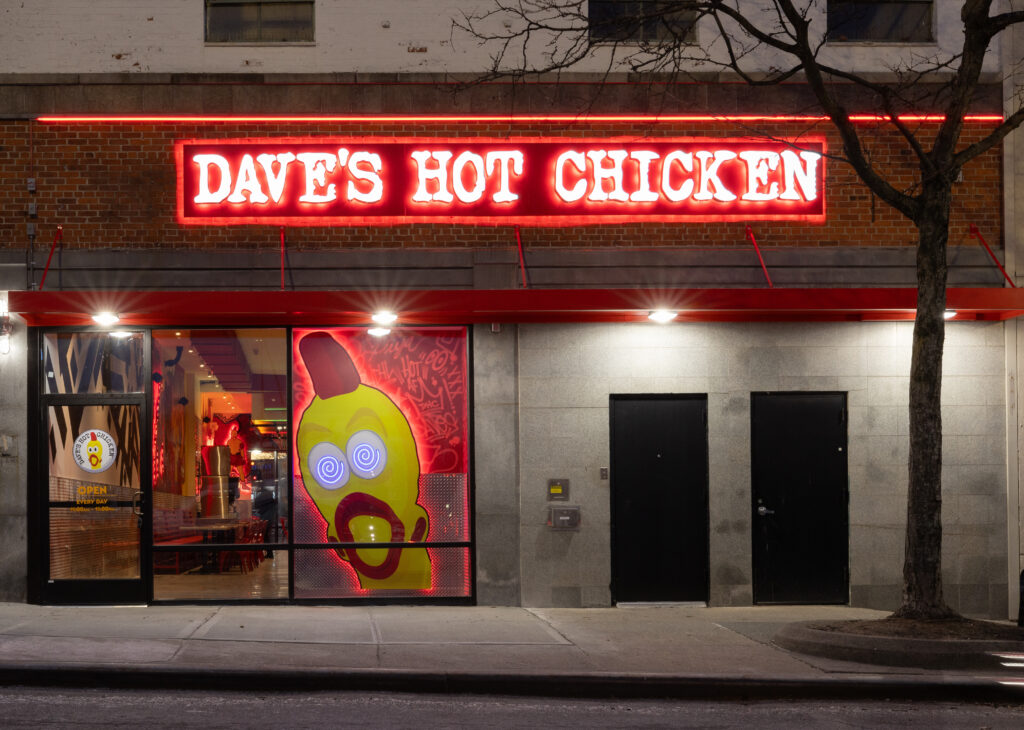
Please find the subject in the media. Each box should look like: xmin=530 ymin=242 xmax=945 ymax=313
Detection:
xmin=588 ymin=1 xmax=697 ymax=43
xmin=826 ymin=0 xmax=933 ymax=43
xmin=206 ymin=1 xmax=314 ymax=43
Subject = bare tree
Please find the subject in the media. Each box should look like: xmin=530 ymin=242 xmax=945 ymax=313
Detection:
xmin=457 ymin=0 xmax=1024 ymax=619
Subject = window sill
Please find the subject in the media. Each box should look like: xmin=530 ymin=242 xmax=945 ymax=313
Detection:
xmin=204 ymin=42 xmax=317 ymax=48
xmin=824 ymin=40 xmax=937 ymax=46
xmin=589 ymin=39 xmax=698 ymax=46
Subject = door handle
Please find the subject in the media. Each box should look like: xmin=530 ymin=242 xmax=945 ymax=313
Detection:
xmin=757 ymin=505 xmax=775 ymax=516
xmin=132 ymin=490 xmax=142 ymax=516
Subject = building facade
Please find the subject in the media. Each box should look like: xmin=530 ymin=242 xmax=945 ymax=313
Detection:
xmin=0 ymin=1 xmax=1021 ymax=618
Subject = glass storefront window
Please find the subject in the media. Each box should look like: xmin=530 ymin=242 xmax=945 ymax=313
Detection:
xmin=291 ymin=327 xmax=471 ymax=599
xmin=151 ymin=328 xmax=289 ymax=600
xmin=44 ymin=332 xmax=146 ymax=394
xmin=47 ymin=403 xmax=142 ymax=580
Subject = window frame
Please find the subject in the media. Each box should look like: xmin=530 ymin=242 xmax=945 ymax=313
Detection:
xmin=587 ymin=0 xmax=699 ymax=45
xmin=204 ymin=0 xmax=316 ymax=46
xmin=825 ymin=0 xmax=935 ymax=45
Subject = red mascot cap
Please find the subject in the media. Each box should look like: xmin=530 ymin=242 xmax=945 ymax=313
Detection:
xmin=299 ymin=332 xmax=361 ymax=399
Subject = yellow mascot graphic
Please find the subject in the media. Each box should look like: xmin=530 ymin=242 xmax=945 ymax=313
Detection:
xmin=86 ymin=432 xmax=103 ymax=471
xmin=296 ymin=332 xmax=431 ymax=590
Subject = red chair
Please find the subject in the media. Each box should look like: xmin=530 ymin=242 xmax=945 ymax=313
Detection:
xmin=242 ymin=520 xmax=266 ymax=572
xmin=218 ymin=524 xmax=250 ymax=573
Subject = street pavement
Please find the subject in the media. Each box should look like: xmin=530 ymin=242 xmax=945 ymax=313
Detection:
xmin=0 ymin=602 xmax=1022 ymax=701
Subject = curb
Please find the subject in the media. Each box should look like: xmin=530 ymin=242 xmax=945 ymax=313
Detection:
xmin=0 ymin=663 xmax=1022 ymax=702
xmin=774 ymin=621 xmax=1024 ymax=670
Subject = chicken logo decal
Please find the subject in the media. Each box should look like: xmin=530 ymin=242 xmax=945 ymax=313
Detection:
xmin=86 ymin=432 xmax=103 ymax=470
xmin=296 ymin=332 xmax=431 ymax=590
xmin=72 ymin=429 xmax=117 ymax=474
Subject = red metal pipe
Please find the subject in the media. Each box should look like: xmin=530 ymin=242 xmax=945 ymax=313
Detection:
xmin=280 ymin=226 xmax=286 ymax=291
xmin=39 ymin=226 xmax=63 ymax=291
xmin=969 ymin=223 xmax=1016 ymax=288
xmin=745 ymin=225 xmax=774 ymax=288
xmin=515 ymin=225 xmax=529 ymax=289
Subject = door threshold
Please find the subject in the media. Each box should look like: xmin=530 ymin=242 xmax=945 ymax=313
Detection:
xmin=616 ymin=601 xmax=708 ymax=608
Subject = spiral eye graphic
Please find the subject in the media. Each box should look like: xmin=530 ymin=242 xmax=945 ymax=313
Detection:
xmin=307 ymin=442 xmax=350 ymax=489
xmin=346 ymin=430 xmax=387 ymax=479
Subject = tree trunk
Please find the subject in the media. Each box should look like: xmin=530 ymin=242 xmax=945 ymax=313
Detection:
xmin=895 ymin=180 xmax=958 ymax=619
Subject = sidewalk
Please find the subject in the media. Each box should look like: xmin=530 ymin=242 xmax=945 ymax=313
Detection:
xmin=0 ymin=602 xmax=1021 ymax=701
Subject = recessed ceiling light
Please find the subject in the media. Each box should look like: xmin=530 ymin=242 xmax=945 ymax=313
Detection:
xmin=92 ymin=312 xmax=119 ymax=326
xmin=648 ymin=310 xmax=678 ymax=323
xmin=372 ymin=311 xmax=398 ymax=325
xmin=368 ymin=327 xmax=391 ymax=337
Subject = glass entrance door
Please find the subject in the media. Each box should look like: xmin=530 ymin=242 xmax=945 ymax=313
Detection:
xmin=43 ymin=401 xmax=148 ymax=603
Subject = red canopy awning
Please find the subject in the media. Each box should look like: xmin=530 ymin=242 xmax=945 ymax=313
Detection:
xmin=9 ymin=288 xmax=1024 ymax=327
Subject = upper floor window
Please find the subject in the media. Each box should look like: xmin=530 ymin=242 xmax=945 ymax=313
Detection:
xmin=205 ymin=1 xmax=315 ymax=43
xmin=826 ymin=1 xmax=933 ymax=43
xmin=588 ymin=1 xmax=697 ymax=43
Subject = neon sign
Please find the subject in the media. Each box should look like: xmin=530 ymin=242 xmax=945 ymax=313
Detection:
xmin=176 ymin=137 xmax=826 ymax=225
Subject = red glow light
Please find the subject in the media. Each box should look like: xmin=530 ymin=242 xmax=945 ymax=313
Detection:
xmin=177 ymin=136 xmax=826 ymax=226
xmin=36 ymin=113 xmax=1005 ymax=124
xmin=291 ymin=327 xmax=471 ymax=598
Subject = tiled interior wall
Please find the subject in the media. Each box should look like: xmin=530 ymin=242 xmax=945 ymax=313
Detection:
xmin=505 ymin=320 xmax=1008 ymax=618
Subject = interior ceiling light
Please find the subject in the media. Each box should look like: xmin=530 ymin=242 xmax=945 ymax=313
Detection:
xmin=109 ymin=331 xmax=133 ymax=339
xmin=944 ymin=310 xmax=957 ymax=319
xmin=648 ymin=310 xmax=678 ymax=323
xmin=368 ymin=327 xmax=391 ymax=337
xmin=92 ymin=312 xmax=119 ymax=326
xmin=372 ymin=311 xmax=398 ymax=325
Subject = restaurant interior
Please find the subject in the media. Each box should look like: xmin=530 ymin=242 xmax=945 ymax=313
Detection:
xmin=151 ymin=328 xmax=289 ymax=600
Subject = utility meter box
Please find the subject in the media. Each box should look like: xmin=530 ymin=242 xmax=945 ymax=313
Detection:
xmin=547 ymin=478 xmax=569 ymax=501
xmin=548 ymin=505 xmax=581 ymax=531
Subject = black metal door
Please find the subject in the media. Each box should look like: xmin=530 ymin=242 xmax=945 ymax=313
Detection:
xmin=751 ymin=392 xmax=848 ymax=604
xmin=611 ymin=395 xmax=708 ymax=603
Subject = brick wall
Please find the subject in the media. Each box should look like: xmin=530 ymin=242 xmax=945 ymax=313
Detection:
xmin=0 ymin=119 xmax=1003 ymax=252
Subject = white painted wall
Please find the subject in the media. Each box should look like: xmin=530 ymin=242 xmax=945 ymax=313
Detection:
xmin=515 ymin=320 xmax=1008 ymax=617
xmin=0 ymin=1 xmax=1001 ymax=77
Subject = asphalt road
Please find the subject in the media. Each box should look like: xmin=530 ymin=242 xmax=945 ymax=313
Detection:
xmin=1 ymin=687 xmax=1023 ymax=728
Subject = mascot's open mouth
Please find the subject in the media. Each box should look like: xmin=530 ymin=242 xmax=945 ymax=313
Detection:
xmin=330 ymin=492 xmax=427 ymax=580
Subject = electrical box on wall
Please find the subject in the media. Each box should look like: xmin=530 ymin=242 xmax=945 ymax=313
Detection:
xmin=548 ymin=505 xmax=581 ymax=530
xmin=547 ymin=478 xmax=569 ymax=501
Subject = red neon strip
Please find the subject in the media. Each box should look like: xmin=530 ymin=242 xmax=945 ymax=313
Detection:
xmin=34 ymin=113 xmax=1005 ymax=124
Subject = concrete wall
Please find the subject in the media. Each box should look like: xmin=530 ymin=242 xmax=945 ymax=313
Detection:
xmin=0 ymin=293 xmax=27 ymax=601
xmin=510 ymin=320 xmax=1008 ymax=618
xmin=0 ymin=1 xmax=999 ymax=77
xmin=1007 ymin=0 xmax=1024 ymax=623
xmin=472 ymin=323 xmax=521 ymax=605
